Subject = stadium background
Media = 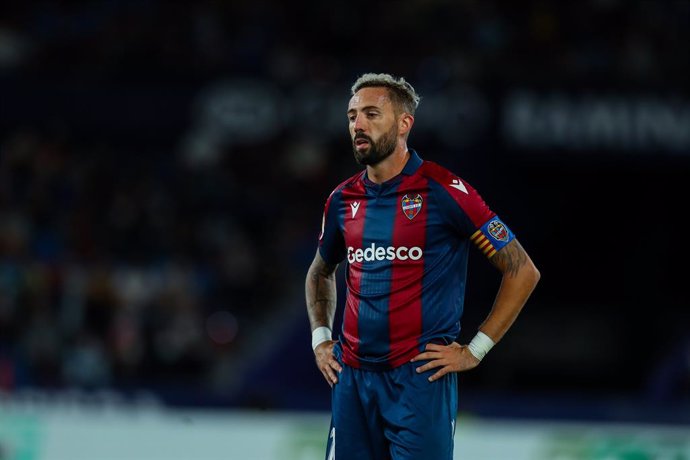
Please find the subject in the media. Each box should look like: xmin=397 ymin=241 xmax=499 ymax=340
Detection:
xmin=0 ymin=1 xmax=689 ymax=458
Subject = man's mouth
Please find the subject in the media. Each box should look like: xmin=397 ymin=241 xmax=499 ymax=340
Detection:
xmin=355 ymin=137 xmax=370 ymax=148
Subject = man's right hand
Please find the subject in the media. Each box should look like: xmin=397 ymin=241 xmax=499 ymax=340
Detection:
xmin=314 ymin=340 xmax=342 ymax=387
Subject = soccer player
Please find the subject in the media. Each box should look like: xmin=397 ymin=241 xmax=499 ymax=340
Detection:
xmin=305 ymin=73 xmax=540 ymax=460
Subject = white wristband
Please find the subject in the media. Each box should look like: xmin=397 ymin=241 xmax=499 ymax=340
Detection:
xmin=467 ymin=331 xmax=495 ymax=361
xmin=311 ymin=327 xmax=332 ymax=351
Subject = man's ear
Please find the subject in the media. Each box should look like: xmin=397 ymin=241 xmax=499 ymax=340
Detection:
xmin=399 ymin=113 xmax=414 ymax=136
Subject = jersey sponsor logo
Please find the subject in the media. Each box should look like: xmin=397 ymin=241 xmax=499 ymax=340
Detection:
xmin=401 ymin=194 xmax=423 ymax=220
xmin=488 ymin=219 xmax=509 ymax=242
xmin=350 ymin=201 xmax=360 ymax=218
xmin=347 ymin=243 xmax=423 ymax=263
xmin=449 ymin=178 xmax=468 ymax=194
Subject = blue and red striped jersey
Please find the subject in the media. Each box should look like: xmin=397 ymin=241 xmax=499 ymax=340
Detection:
xmin=318 ymin=150 xmax=515 ymax=370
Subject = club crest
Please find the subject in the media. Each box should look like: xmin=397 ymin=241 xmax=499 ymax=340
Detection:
xmin=401 ymin=194 xmax=423 ymax=220
xmin=488 ymin=219 xmax=509 ymax=242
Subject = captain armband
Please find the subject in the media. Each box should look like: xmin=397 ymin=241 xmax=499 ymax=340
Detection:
xmin=470 ymin=217 xmax=515 ymax=259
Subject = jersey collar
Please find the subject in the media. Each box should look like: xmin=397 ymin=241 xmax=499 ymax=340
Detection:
xmin=401 ymin=149 xmax=423 ymax=176
xmin=361 ymin=149 xmax=423 ymax=188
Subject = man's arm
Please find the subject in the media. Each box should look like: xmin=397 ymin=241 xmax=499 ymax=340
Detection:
xmin=478 ymin=238 xmax=540 ymax=341
xmin=305 ymin=250 xmax=342 ymax=387
xmin=412 ymin=238 xmax=540 ymax=381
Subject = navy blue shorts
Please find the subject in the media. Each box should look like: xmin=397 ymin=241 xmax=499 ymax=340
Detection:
xmin=325 ymin=343 xmax=458 ymax=460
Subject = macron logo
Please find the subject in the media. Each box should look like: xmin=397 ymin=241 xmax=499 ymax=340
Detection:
xmin=450 ymin=179 xmax=468 ymax=194
xmin=350 ymin=201 xmax=360 ymax=218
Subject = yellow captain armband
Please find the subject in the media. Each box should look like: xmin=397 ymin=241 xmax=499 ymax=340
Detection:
xmin=470 ymin=217 xmax=515 ymax=258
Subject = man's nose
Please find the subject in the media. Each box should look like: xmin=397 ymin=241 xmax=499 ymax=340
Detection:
xmin=353 ymin=114 xmax=367 ymax=132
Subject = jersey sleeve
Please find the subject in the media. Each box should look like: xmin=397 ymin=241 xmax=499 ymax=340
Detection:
xmin=432 ymin=172 xmax=515 ymax=259
xmin=318 ymin=189 xmax=346 ymax=265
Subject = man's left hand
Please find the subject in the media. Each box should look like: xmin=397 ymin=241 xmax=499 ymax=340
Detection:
xmin=411 ymin=342 xmax=480 ymax=382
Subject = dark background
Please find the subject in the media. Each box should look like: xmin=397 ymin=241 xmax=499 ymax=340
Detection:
xmin=0 ymin=0 xmax=688 ymax=423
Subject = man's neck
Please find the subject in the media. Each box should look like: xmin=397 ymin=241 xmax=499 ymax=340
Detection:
xmin=366 ymin=147 xmax=410 ymax=184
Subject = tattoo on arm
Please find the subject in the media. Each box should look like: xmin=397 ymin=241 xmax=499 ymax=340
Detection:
xmin=489 ymin=239 xmax=528 ymax=277
xmin=306 ymin=253 xmax=339 ymax=330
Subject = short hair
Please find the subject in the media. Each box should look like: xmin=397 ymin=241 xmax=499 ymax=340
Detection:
xmin=351 ymin=73 xmax=421 ymax=115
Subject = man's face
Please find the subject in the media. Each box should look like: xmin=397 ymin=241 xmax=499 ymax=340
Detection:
xmin=347 ymin=87 xmax=399 ymax=166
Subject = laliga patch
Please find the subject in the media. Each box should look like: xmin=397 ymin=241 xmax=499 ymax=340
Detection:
xmin=401 ymin=194 xmax=423 ymax=220
xmin=470 ymin=217 xmax=514 ymax=258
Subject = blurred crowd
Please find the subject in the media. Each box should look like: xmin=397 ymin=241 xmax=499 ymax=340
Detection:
xmin=0 ymin=0 xmax=689 ymax=407
xmin=1 ymin=1 xmax=688 ymax=83
xmin=0 ymin=130 xmax=238 ymax=391
xmin=0 ymin=124 xmax=342 ymax=401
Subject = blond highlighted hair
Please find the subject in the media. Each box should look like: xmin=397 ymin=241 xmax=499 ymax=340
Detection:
xmin=351 ymin=73 xmax=421 ymax=115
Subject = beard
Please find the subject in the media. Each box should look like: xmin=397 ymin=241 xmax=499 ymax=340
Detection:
xmin=352 ymin=124 xmax=398 ymax=166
